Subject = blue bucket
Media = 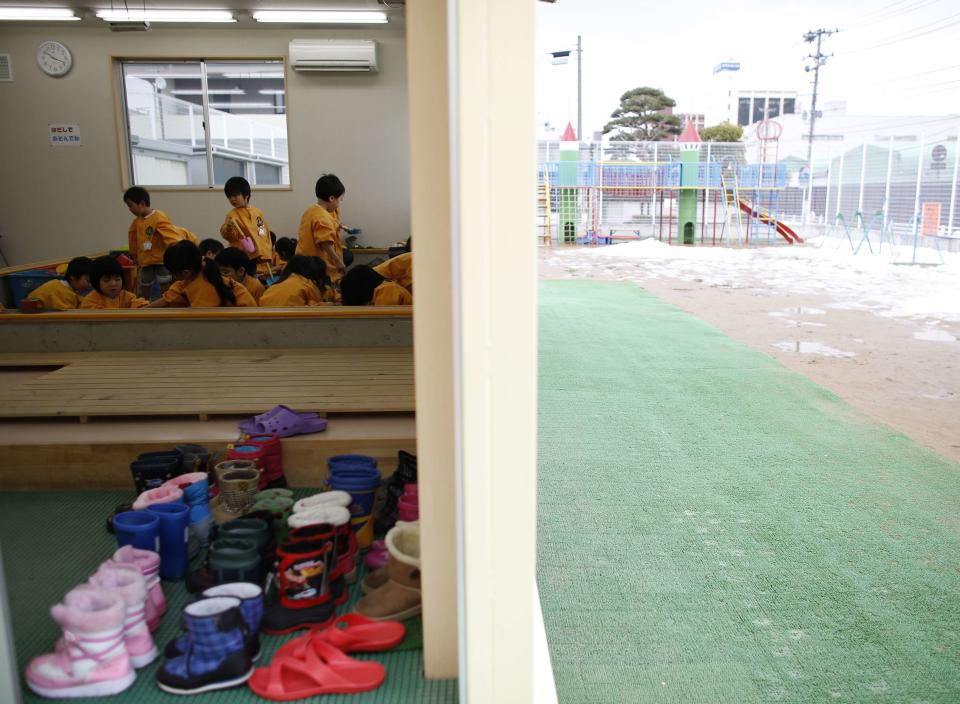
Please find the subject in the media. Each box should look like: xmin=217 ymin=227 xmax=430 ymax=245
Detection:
xmin=328 ymin=467 xmax=381 ymax=519
xmin=328 ymin=454 xmax=377 ymax=471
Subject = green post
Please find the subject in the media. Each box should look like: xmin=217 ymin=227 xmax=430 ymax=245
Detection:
xmin=678 ymin=121 xmax=702 ymax=245
xmin=559 ymin=123 xmax=578 ymax=244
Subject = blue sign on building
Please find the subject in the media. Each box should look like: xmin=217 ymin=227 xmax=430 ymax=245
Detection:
xmin=713 ymin=62 xmax=741 ymax=74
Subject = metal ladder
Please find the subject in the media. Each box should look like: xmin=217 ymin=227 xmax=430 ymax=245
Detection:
xmin=537 ymin=165 xmax=552 ymax=245
xmin=720 ymin=168 xmax=744 ymax=244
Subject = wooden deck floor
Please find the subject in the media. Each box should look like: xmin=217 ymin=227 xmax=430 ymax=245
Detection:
xmin=0 ymin=348 xmax=414 ymax=419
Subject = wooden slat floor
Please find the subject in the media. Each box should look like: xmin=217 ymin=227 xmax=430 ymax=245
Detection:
xmin=0 ymin=348 xmax=414 ymax=419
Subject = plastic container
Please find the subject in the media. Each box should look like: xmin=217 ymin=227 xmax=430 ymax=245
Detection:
xmin=113 ymin=511 xmax=160 ymax=553
xmin=328 ymin=454 xmax=378 ymax=471
xmin=7 ymin=269 xmax=58 ymax=307
xmin=328 ymin=467 xmax=381 ymax=519
xmin=146 ymin=503 xmax=190 ymax=580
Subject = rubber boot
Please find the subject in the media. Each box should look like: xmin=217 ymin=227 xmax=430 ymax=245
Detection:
xmin=131 ymin=484 xmax=183 ymax=511
xmin=165 ymin=472 xmax=213 ymax=558
xmin=186 ymin=538 xmax=260 ymax=594
xmin=288 ymin=505 xmax=356 ymax=585
xmin=260 ymin=525 xmax=339 ymax=634
xmin=156 ymin=597 xmax=253 ymax=695
xmin=25 ymin=589 xmax=135 ymax=699
xmin=284 ymin=522 xmax=347 ymax=605
xmin=88 ymin=564 xmax=159 ymax=668
xmin=165 ymin=583 xmax=263 ymax=662
xmin=225 ymin=514 xmax=275 ymax=579
xmin=354 ymin=524 xmax=421 ymax=621
xmin=374 ymin=450 xmax=418 ymax=534
xmin=106 ymin=545 xmax=166 ymax=632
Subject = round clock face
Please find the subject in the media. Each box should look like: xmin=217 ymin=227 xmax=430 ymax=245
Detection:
xmin=37 ymin=41 xmax=73 ymax=77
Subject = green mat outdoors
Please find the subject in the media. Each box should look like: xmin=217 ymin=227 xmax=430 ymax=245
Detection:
xmin=537 ymin=280 xmax=960 ymax=704
xmin=0 ymin=490 xmax=456 ymax=704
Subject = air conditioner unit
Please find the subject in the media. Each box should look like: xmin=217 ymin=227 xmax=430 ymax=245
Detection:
xmin=289 ymin=39 xmax=378 ymax=73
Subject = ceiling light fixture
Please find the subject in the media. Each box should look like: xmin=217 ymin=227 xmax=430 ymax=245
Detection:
xmin=170 ymin=88 xmax=244 ymax=96
xmin=0 ymin=7 xmax=79 ymax=21
xmin=96 ymin=10 xmax=235 ymax=23
xmin=251 ymin=10 xmax=388 ymax=24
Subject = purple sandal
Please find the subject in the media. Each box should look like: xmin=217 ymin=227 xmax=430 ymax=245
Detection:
xmin=238 ymin=405 xmax=328 ymax=438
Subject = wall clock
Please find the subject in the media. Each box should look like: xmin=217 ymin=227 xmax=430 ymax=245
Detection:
xmin=36 ymin=40 xmax=73 ymax=77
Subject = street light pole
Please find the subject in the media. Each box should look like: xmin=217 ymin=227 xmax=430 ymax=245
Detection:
xmin=577 ymin=35 xmax=582 ymax=141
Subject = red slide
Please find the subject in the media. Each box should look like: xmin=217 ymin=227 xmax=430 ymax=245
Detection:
xmin=737 ymin=199 xmax=804 ymax=244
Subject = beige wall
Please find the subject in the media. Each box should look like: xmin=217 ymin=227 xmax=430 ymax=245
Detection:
xmin=0 ymin=24 xmax=409 ymax=264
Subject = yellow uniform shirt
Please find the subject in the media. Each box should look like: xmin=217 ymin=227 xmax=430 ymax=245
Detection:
xmin=220 ymin=206 xmax=274 ymax=276
xmin=127 ymin=210 xmax=183 ymax=267
xmin=177 ymin=227 xmax=200 ymax=246
xmin=162 ymin=276 xmax=257 ymax=308
xmin=27 ymin=279 xmax=83 ymax=310
xmin=372 ymin=281 xmax=413 ymax=306
xmin=259 ymin=274 xmax=327 ymax=307
xmin=80 ymin=290 xmax=148 ymax=309
xmin=296 ymin=205 xmax=343 ymax=284
xmin=238 ymin=275 xmax=265 ymax=304
xmin=373 ymin=252 xmax=413 ymax=292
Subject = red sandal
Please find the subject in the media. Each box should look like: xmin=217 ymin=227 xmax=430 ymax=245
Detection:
xmin=247 ymin=640 xmax=384 ymax=701
xmin=277 ymin=614 xmax=405 ymax=659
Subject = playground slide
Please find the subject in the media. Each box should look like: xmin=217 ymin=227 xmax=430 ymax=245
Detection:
xmin=737 ymin=199 xmax=804 ymax=244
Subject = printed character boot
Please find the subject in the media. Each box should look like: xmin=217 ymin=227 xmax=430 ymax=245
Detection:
xmin=106 ymin=545 xmax=166 ymax=631
xmin=260 ymin=525 xmax=339 ymax=634
xmin=354 ymin=523 xmax=421 ymax=622
xmin=155 ymin=597 xmax=253 ymax=695
xmin=25 ymin=588 xmax=135 ymax=699
xmin=283 ymin=521 xmax=347 ymax=605
xmin=288 ymin=504 xmax=356 ymax=587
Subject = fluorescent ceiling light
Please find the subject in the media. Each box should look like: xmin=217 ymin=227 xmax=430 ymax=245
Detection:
xmin=252 ymin=10 xmax=387 ymax=24
xmin=209 ymin=102 xmax=275 ymax=108
xmin=221 ymin=72 xmax=284 ymax=79
xmin=171 ymin=89 xmax=244 ymax=96
xmin=0 ymin=7 xmax=79 ymax=21
xmin=96 ymin=10 xmax=235 ymax=23
xmin=258 ymin=89 xmax=285 ymax=95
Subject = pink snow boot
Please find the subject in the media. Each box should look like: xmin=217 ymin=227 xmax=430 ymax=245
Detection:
xmin=89 ymin=564 xmax=159 ymax=668
xmin=25 ymin=589 xmax=135 ymax=699
xmin=106 ymin=545 xmax=166 ymax=631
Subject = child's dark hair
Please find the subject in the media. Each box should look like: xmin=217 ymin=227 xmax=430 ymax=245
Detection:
xmin=340 ymin=265 xmax=384 ymax=306
xmin=224 ymin=176 xmax=251 ymax=200
xmin=315 ymin=174 xmax=345 ymax=202
xmin=123 ymin=186 xmax=150 ymax=206
xmin=89 ymin=256 xmax=123 ymax=294
xmin=65 ymin=256 xmax=93 ymax=283
xmin=199 ymin=238 xmax=224 ymax=257
xmin=163 ymin=241 xmax=236 ymax=306
xmin=215 ymin=247 xmax=252 ymax=276
xmin=274 ymin=237 xmax=296 ymax=261
xmin=282 ymin=255 xmax=330 ymax=292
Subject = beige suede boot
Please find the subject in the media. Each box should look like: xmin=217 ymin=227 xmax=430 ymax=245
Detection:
xmin=354 ymin=524 xmax=420 ymax=621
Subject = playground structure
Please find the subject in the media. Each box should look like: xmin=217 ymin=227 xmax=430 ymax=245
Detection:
xmin=538 ymin=120 xmax=802 ymax=247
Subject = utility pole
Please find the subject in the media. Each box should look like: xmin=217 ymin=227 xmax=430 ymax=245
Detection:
xmin=803 ymin=27 xmax=836 ymax=223
xmin=576 ymin=35 xmax=582 ymax=141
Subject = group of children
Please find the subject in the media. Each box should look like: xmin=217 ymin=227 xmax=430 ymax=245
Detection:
xmin=20 ymin=174 xmax=413 ymax=311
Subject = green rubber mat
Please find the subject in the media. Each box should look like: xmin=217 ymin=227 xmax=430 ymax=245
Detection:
xmin=537 ymin=280 xmax=960 ymax=704
xmin=0 ymin=490 xmax=456 ymax=704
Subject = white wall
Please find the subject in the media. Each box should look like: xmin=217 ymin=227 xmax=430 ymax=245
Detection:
xmin=0 ymin=24 xmax=409 ymax=264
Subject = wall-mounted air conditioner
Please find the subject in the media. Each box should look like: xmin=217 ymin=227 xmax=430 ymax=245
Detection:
xmin=289 ymin=39 xmax=378 ymax=73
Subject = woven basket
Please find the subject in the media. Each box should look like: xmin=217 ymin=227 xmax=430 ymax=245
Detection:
xmin=215 ymin=460 xmax=260 ymax=514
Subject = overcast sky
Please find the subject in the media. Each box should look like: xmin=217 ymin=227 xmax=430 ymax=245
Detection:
xmin=536 ymin=0 xmax=960 ymax=138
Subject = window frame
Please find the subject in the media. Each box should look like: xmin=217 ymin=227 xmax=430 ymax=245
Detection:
xmin=112 ymin=55 xmax=293 ymax=192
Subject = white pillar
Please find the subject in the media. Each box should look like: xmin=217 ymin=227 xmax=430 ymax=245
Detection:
xmin=189 ymin=104 xmax=196 ymax=148
xmin=948 ymin=121 xmax=960 ymax=236
xmin=823 ymin=146 xmax=833 ymax=225
xmin=913 ymin=132 xmax=925 ymax=227
xmin=857 ymin=142 xmax=868 ymax=225
xmin=835 ymin=151 xmax=844 ymax=222
xmin=883 ymin=136 xmax=894 ymax=226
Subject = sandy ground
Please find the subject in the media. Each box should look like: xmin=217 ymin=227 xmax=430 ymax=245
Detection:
xmin=540 ymin=241 xmax=960 ymax=464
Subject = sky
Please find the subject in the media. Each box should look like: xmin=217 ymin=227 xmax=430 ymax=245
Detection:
xmin=536 ymin=0 xmax=960 ymax=139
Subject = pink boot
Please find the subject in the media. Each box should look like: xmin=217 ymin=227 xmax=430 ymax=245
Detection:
xmin=106 ymin=545 xmax=166 ymax=631
xmin=25 ymin=589 xmax=135 ymax=699
xmin=89 ymin=565 xmax=159 ymax=668
xmin=132 ymin=484 xmax=183 ymax=510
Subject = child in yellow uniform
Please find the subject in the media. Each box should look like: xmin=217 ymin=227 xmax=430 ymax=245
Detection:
xmin=219 ymin=177 xmax=275 ymax=278
xmin=341 ymin=265 xmax=412 ymax=306
xmin=147 ymin=241 xmax=256 ymax=308
xmin=124 ymin=186 xmax=190 ymax=300
xmin=215 ymin=248 xmax=265 ymax=304
xmin=373 ymin=251 xmax=413 ymax=293
xmin=200 ymin=239 xmax=224 ymax=261
xmin=296 ymin=175 xmax=346 ymax=294
xmin=26 ymin=257 xmax=92 ymax=310
xmin=81 ymin=256 xmax=149 ymax=309
xmin=259 ymin=256 xmax=333 ymax=308
xmin=274 ymin=237 xmax=296 ymax=270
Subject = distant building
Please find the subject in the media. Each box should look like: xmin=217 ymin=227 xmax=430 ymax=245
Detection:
xmin=678 ymin=113 xmax=705 ymax=131
xmin=704 ymin=59 xmax=798 ymax=127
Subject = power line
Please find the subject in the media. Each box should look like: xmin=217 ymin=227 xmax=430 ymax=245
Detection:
xmin=843 ymin=0 xmax=943 ymax=31
xmin=870 ymin=62 xmax=960 ymax=85
xmin=844 ymin=11 xmax=960 ymax=52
